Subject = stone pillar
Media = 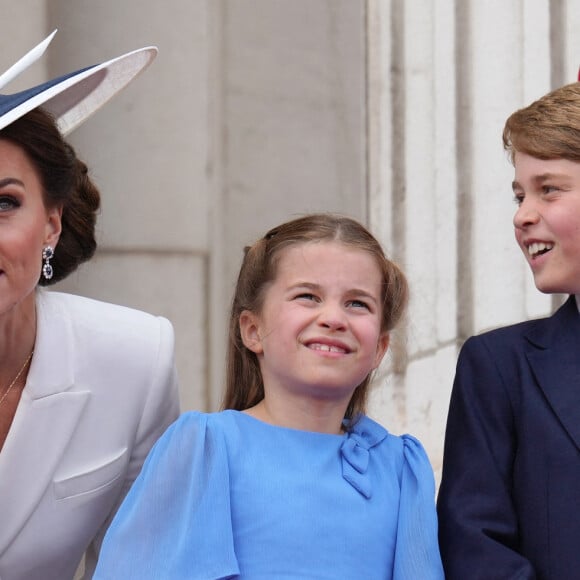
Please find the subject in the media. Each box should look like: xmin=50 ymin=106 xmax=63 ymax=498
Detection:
xmin=367 ymin=0 xmax=461 ymax=477
xmin=208 ymin=0 xmax=367 ymax=408
xmin=365 ymin=0 xmax=574 ymax=480
xmin=48 ymin=0 xmax=211 ymax=411
xmin=42 ymin=0 xmax=368 ymax=412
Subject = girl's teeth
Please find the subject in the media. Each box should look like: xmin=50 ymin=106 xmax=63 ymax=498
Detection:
xmin=312 ymin=343 xmax=345 ymax=353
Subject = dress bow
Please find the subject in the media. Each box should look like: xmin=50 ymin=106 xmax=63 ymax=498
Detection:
xmin=340 ymin=417 xmax=388 ymax=499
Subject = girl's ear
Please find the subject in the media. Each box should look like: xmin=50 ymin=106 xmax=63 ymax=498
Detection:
xmin=372 ymin=332 xmax=390 ymax=370
xmin=239 ymin=310 xmax=264 ymax=354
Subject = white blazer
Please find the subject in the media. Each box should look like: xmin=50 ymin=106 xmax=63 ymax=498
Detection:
xmin=0 ymin=290 xmax=180 ymax=580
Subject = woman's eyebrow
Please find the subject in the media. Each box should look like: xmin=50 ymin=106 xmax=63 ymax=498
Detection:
xmin=0 ymin=177 xmax=25 ymax=188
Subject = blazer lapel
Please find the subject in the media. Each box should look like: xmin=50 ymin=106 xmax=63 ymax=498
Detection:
xmin=525 ymin=295 xmax=580 ymax=451
xmin=0 ymin=290 xmax=90 ymax=553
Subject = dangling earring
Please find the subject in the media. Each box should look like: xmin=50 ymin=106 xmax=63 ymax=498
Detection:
xmin=42 ymin=246 xmax=54 ymax=280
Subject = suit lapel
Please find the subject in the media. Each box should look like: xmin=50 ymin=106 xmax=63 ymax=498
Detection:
xmin=0 ymin=291 xmax=90 ymax=553
xmin=526 ymin=295 xmax=580 ymax=451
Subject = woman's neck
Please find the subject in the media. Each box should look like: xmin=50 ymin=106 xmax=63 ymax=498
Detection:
xmin=0 ymin=292 xmax=37 ymax=385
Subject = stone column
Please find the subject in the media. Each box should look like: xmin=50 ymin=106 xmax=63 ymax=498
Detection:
xmin=48 ymin=0 xmax=211 ymax=411
xmin=365 ymin=0 xmax=569 ymax=480
xmin=208 ymin=0 xmax=368 ymax=408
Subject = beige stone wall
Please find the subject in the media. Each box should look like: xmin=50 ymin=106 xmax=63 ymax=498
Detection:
xmin=207 ymin=0 xmax=367 ymax=407
xmin=36 ymin=0 xmax=367 ymax=414
xmin=4 ymin=1 xmax=579 ymax=480
xmin=367 ymin=0 xmax=580 ymax=480
xmin=47 ymin=0 xmax=212 ymax=411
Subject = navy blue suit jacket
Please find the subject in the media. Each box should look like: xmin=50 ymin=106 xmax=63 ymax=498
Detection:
xmin=438 ymin=295 xmax=580 ymax=580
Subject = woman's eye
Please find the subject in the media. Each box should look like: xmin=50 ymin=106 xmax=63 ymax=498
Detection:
xmin=0 ymin=196 xmax=19 ymax=211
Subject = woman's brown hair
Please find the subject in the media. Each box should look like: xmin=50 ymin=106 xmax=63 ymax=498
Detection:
xmin=222 ymin=213 xmax=409 ymax=421
xmin=0 ymin=107 xmax=100 ymax=284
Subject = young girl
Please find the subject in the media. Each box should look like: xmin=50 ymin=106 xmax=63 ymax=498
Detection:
xmin=94 ymin=214 xmax=444 ymax=579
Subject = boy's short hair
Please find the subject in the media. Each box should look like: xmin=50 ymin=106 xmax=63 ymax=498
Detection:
xmin=503 ymin=82 xmax=580 ymax=163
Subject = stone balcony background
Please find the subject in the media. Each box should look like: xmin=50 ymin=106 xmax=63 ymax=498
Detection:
xmin=4 ymin=0 xmax=579 ymax=482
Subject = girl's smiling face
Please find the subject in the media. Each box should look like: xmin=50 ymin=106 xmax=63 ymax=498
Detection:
xmin=239 ymin=240 xmax=389 ymax=409
xmin=0 ymin=139 xmax=61 ymax=321
xmin=512 ymin=152 xmax=580 ymax=295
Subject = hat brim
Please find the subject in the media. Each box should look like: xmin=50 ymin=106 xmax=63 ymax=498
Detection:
xmin=0 ymin=46 xmax=157 ymax=135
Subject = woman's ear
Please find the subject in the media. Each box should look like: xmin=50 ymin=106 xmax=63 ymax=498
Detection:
xmin=44 ymin=204 xmax=63 ymax=248
xmin=372 ymin=332 xmax=390 ymax=370
xmin=239 ymin=310 xmax=264 ymax=355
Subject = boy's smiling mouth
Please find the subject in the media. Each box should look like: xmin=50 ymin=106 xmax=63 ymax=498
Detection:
xmin=526 ymin=241 xmax=554 ymax=258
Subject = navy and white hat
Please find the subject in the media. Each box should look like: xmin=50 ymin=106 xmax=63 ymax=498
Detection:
xmin=0 ymin=30 xmax=157 ymax=135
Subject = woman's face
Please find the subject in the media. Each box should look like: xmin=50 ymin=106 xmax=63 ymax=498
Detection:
xmin=0 ymin=139 xmax=61 ymax=322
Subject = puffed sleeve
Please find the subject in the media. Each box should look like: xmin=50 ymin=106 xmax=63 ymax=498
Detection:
xmin=437 ymin=336 xmax=536 ymax=579
xmin=93 ymin=412 xmax=239 ymax=580
xmin=393 ymin=435 xmax=444 ymax=580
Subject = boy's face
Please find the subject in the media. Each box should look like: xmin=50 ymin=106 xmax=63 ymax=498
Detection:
xmin=512 ymin=152 xmax=580 ymax=294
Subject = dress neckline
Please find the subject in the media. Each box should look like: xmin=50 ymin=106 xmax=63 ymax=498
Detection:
xmin=229 ymin=409 xmax=347 ymax=438
xmin=226 ymin=410 xmax=389 ymax=498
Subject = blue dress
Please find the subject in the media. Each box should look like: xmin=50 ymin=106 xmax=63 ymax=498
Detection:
xmin=94 ymin=411 xmax=443 ymax=579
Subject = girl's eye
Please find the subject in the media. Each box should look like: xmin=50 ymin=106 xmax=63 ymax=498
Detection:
xmin=0 ymin=196 xmax=19 ymax=211
xmin=543 ymin=185 xmax=559 ymax=194
xmin=513 ymin=193 xmax=524 ymax=206
xmin=295 ymin=293 xmax=318 ymax=302
xmin=349 ymin=299 xmax=370 ymax=310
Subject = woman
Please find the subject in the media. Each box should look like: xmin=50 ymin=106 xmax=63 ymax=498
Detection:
xmin=0 ymin=32 xmax=180 ymax=579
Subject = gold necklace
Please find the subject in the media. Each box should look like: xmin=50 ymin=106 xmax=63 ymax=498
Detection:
xmin=0 ymin=350 xmax=34 ymax=408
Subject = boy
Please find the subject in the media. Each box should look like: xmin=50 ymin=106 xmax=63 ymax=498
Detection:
xmin=438 ymin=80 xmax=580 ymax=579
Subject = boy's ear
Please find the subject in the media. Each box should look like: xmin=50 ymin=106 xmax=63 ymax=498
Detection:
xmin=239 ymin=310 xmax=264 ymax=354
xmin=372 ymin=332 xmax=390 ymax=370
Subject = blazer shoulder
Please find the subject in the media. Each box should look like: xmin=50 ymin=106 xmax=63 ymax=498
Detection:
xmin=474 ymin=317 xmax=543 ymax=343
xmin=37 ymin=291 xmax=175 ymax=370
xmin=34 ymin=292 xmax=178 ymax=415
xmin=468 ymin=296 xmax=575 ymax=352
xmin=40 ymin=291 xmax=173 ymax=333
